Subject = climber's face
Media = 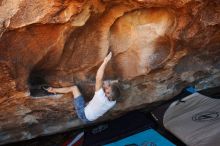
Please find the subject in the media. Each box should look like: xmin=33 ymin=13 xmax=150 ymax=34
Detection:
xmin=103 ymin=81 xmax=112 ymax=98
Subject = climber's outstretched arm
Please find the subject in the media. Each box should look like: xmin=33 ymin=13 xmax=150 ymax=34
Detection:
xmin=95 ymin=52 xmax=112 ymax=91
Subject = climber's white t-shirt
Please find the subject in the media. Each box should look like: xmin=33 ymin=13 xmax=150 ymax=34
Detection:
xmin=84 ymin=88 xmax=116 ymax=121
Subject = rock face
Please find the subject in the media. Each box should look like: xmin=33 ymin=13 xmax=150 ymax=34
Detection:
xmin=0 ymin=0 xmax=220 ymax=145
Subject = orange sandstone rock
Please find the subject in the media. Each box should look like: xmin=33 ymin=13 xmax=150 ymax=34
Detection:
xmin=0 ymin=0 xmax=219 ymax=145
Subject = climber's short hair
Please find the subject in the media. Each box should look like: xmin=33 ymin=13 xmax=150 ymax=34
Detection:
xmin=109 ymin=82 xmax=121 ymax=101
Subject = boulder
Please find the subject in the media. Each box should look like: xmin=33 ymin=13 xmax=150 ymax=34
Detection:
xmin=0 ymin=0 xmax=220 ymax=145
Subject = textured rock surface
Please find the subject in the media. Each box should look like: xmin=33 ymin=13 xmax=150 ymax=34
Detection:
xmin=0 ymin=0 xmax=220 ymax=145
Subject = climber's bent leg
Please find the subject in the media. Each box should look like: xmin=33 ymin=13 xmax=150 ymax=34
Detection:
xmin=46 ymin=86 xmax=73 ymax=94
xmin=71 ymin=86 xmax=82 ymax=98
xmin=46 ymin=85 xmax=81 ymax=96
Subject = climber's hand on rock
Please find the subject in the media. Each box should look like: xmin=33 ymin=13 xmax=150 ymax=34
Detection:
xmin=104 ymin=52 xmax=112 ymax=63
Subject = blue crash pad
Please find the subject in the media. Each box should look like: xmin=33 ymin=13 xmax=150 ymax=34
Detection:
xmin=104 ymin=129 xmax=175 ymax=146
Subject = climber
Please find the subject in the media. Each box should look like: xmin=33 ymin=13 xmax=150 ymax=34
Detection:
xmin=46 ymin=52 xmax=121 ymax=123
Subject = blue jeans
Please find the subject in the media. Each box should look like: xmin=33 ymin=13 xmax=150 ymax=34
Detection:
xmin=73 ymin=95 xmax=90 ymax=124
